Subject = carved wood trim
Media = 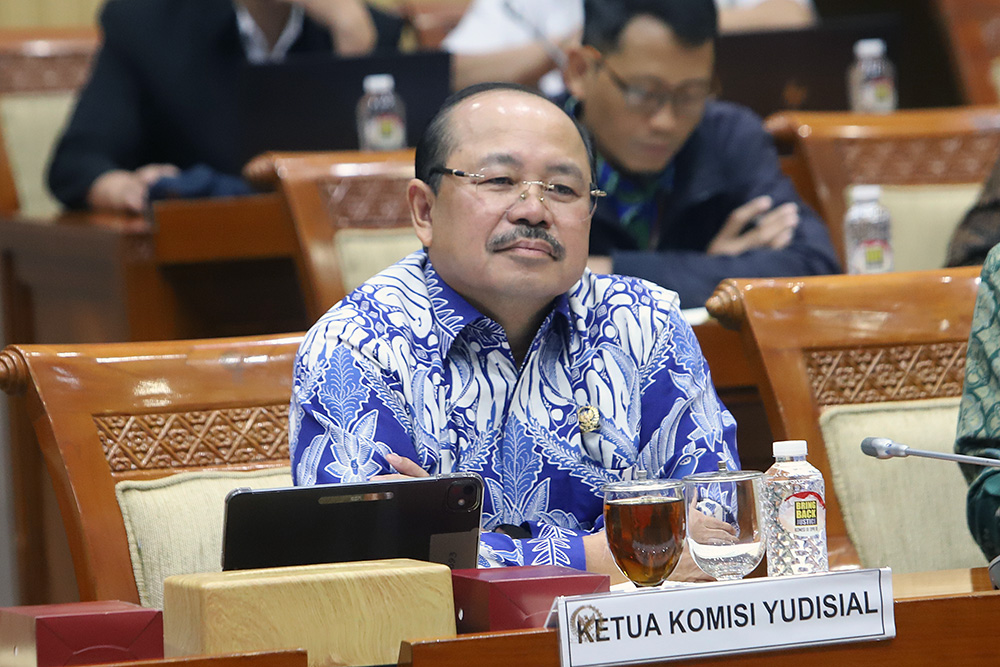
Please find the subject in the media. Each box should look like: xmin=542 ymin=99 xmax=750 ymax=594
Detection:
xmin=806 ymin=342 xmax=967 ymax=407
xmin=95 ymin=404 xmax=290 ymax=473
xmin=835 ymin=135 xmax=1000 ymax=185
xmin=320 ymin=176 xmax=413 ymax=230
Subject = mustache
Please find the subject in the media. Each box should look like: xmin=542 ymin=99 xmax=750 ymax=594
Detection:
xmin=487 ymin=225 xmax=566 ymax=260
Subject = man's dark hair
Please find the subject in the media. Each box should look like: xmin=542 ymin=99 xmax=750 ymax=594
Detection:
xmin=415 ymin=82 xmax=596 ymax=193
xmin=583 ymin=0 xmax=718 ymax=52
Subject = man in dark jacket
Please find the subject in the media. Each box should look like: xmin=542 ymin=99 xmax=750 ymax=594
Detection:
xmin=48 ymin=0 xmax=402 ymax=213
xmin=562 ymin=0 xmax=840 ymax=307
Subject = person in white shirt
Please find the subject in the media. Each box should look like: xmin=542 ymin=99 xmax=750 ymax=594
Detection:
xmin=444 ymin=0 xmax=816 ymax=92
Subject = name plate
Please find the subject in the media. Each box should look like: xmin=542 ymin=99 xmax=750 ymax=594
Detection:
xmin=553 ymin=568 xmax=894 ymax=666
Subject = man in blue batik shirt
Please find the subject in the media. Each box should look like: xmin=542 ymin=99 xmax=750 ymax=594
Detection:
xmin=290 ymin=82 xmax=739 ymax=582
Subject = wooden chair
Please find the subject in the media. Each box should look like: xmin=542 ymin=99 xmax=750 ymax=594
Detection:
xmin=706 ymin=267 xmax=986 ymax=573
xmin=936 ymin=0 xmax=1000 ymax=105
xmin=246 ymin=150 xmax=421 ymax=321
xmin=0 ymin=333 xmax=302 ymax=607
xmin=0 ymin=28 xmax=99 ymax=217
xmin=764 ymin=106 xmax=1000 ymax=271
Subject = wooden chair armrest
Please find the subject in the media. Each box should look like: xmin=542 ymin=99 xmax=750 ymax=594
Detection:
xmin=705 ymin=279 xmax=746 ymax=330
xmin=0 ymin=346 xmax=29 ymax=395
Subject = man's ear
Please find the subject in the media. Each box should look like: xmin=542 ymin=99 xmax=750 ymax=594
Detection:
xmin=407 ymin=178 xmax=434 ymax=247
xmin=564 ymin=45 xmax=599 ymax=101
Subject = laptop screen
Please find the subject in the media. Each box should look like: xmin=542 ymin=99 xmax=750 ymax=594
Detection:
xmin=237 ymin=50 xmax=451 ymax=164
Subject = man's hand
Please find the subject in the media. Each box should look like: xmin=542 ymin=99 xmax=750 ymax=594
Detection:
xmin=583 ymin=532 xmax=628 ymax=585
xmin=370 ymin=452 xmax=431 ymax=481
xmin=667 ymin=542 xmax=715 ymax=582
xmin=280 ymin=0 xmax=376 ymax=56
xmin=707 ymin=195 xmax=799 ymax=256
xmin=86 ymin=164 xmax=180 ymax=213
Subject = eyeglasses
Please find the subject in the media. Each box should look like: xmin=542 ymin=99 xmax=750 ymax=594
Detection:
xmin=597 ymin=57 xmax=712 ymax=118
xmin=430 ymin=166 xmax=606 ymax=222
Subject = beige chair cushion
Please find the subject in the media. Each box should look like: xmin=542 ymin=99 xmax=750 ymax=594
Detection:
xmin=0 ymin=93 xmax=77 ymax=217
xmin=115 ymin=467 xmax=292 ymax=609
xmin=819 ymin=398 xmax=986 ymax=573
xmin=336 ymin=228 xmax=421 ymax=293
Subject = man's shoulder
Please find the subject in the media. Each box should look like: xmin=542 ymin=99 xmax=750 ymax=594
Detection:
xmin=695 ymin=100 xmax=769 ymax=142
xmin=573 ymin=271 xmax=681 ymax=323
xmin=306 ymin=253 xmax=432 ymax=347
xmin=100 ymin=0 xmax=229 ymax=39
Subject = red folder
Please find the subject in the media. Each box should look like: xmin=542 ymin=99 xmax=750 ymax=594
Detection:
xmin=452 ymin=565 xmax=610 ymax=633
xmin=0 ymin=600 xmax=162 ymax=666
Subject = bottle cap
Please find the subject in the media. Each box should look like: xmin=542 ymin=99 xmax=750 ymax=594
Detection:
xmin=773 ymin=440 xmax=808 ymax=457
xmin=363 ymin=73 xmax=395 ymax=94
xmin=854 ymin=38 xmax=886 ymax=59
xmin=850 ymin=184 xmax=882 ymax=203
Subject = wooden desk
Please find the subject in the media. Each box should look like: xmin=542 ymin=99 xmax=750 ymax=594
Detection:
xmin=0 ymin=198 xmax=767 ymax=604
xmin=400 ymin=568 xmax=999 ymax=667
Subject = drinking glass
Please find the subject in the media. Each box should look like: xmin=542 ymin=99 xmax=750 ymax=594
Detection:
xmin=682 ymin=470 xmax=765 ymax=581
xmin=603 ymin=478 xmax=685 ymax=587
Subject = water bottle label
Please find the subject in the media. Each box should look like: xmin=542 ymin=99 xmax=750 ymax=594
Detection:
xmin=850 ymin=238 xmax=893 ymax=274
xmin=859 ymin=77 xmax=896 ymax=113
xmin=363 ymin=112 xmax=406 ymax=151
xmin=777 ymin=490 xmax=825 ymax=537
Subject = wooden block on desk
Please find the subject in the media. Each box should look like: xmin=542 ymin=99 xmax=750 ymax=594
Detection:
xmin=163 ymin=559 xmax=455 ymax=667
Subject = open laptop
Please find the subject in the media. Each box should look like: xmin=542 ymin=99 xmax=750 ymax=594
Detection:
xmin=221 ymin=473 xmax=484 ymax=571
xmin=714 ymin=15 xmax=932 ymax=119
xmin=237 ymin=51 xmax=451 ymax=164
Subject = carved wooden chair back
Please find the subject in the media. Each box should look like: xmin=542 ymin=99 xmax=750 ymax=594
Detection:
xmin=936 ymin=0 xmax=1000 ymax=104
xmin=706 ymin=267 xmax=984 ymax=572
xmin=0 ymin=28 xmax=99 ymax=216
xmin=765 ymin=107 xmax=1000 ymax=270
xmin=0 ymin=333 xmax=302 ymax=604
xmin=252 ymin=150 xmax=421 ymax=321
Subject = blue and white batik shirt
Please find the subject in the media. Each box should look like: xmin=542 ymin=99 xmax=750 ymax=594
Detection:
xmin=290 ymin=250 xmax=739 ymax=569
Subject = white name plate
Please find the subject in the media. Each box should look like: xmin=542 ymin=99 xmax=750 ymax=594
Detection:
xmin=554 ymin=568 xmax=894 ymax=667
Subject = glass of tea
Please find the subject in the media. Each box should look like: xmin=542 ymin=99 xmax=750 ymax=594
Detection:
xmin=603 ymin=478 xmax=686 ymax=587
xmin=682 ymin=469 xmax=765 ymax=581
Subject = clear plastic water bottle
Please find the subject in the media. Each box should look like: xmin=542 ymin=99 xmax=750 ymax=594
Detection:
xmin=848 ymin=38 xmax=897 ymax=113
xmin=356 ymin=73 xmax=406 ymax=151
xmin=843 ymin=184 xmax=893 ymax=274
xmin=764 ymin=440 xmax=828 ymax=577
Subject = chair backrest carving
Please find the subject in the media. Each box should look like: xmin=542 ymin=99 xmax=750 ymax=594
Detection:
xmin=253 ymin=150 xmax=421 ymax=321
xmin=765 ymin=107 xmax=1000 ymax=270
xmin=706 ymin=267 xmax=983 ymax=572
xmin=0 ymin=334 xmax=302 ymax=603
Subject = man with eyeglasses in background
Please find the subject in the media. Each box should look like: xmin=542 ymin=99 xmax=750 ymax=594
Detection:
xmin=291 ymin=82 xmax=739 ymax=580
xmin=563 ymin=0 xmax=840 ymax=307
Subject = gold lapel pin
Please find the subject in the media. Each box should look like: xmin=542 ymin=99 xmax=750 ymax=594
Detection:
xmin=577 ymin=405 xmax=600 ymax=433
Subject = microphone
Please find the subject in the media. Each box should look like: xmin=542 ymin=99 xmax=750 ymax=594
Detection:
xmin=860 ymin=437 xmax=1000 ymax=468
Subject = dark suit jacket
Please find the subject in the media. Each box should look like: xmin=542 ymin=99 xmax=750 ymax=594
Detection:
xmin=589 ymin=101 xmax=842 ymax=307
xmin=47 ymin=0 xmax=403 ymax=209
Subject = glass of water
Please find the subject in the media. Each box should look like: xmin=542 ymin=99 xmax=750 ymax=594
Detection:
xmin=682 ymin=469 xmax=765 ymax=580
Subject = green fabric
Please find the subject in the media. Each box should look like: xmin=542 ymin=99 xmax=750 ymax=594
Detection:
xmin=956 ymin=243 xmax=1000 ymax=559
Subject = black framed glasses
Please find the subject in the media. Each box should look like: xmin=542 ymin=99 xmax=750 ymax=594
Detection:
xmin=430 ymin=166 xmax=606 ymax=222
xmin=597 ymin=57 xmax=712 ymax=118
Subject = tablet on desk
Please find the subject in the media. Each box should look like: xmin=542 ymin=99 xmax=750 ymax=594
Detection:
xmin=221 ymin=473 xmax=484 ymax=571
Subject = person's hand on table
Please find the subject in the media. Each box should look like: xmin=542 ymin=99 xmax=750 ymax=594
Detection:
xmin=282 ymin=0 xmax=376 ymax=56
xmin=707 ymin=195 xmax=799 ymax=256
xmin=87 ymin=164 xmax=179 ymax=214
xmin=370 ymin=452 xmax=431 ymax=481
